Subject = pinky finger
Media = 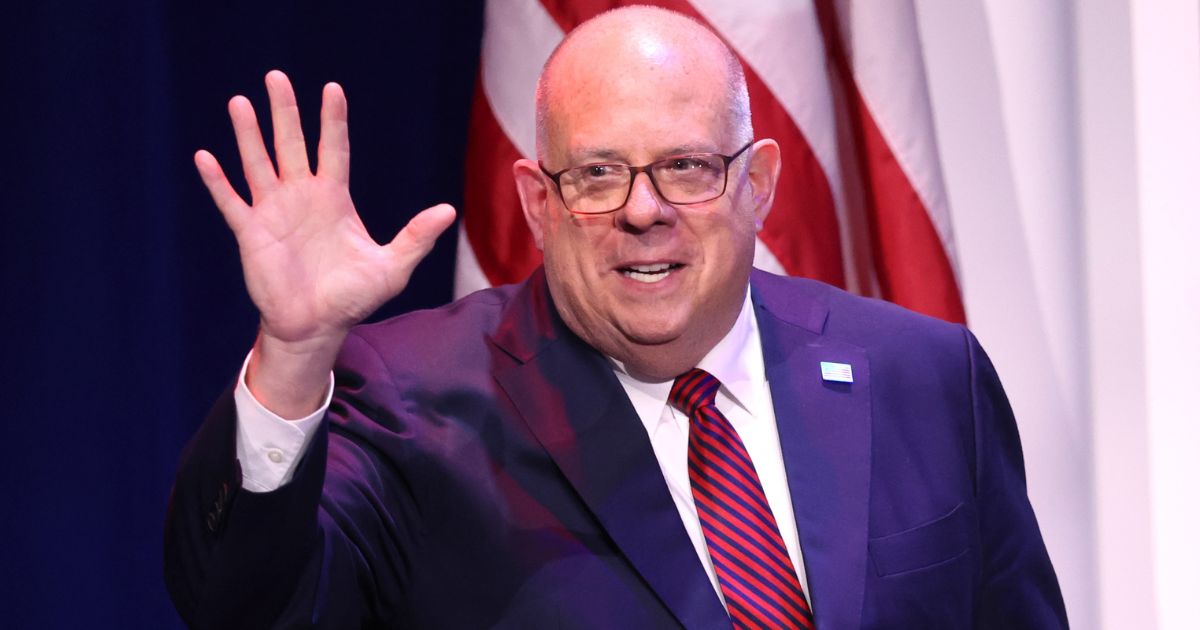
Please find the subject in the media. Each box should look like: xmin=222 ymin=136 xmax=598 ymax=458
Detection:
xmin=194 ymin=150 xmax=250 ymax=231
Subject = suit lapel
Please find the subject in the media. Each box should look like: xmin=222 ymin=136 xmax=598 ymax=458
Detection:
xmin=491 ymin=271 xmax=730 ymax=630
xmin=752 ymin=272 xmax=871 ymax=629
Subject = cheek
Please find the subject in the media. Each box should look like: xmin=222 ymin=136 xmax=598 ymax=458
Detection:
xmin=699 ymin=213 xmax=756 ymax=260
xmin=546 ymin=217 xmax=610 ymax=272
xmin=543 ymin=227 xmax=616 ymax=333
xmin=695 ymin=221 xmax=757 ymax=291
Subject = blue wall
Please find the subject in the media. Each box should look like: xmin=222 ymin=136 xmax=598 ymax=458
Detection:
xmin=1 ymin=1 xmax=483 ymax=626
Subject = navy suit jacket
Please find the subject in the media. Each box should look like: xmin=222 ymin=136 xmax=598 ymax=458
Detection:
xmin=165 ymin=268 xmax=1067 ymax=628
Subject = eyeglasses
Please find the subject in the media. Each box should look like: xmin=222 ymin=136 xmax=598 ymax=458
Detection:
xmin=539 ymin=141 xmax=754 ymax=215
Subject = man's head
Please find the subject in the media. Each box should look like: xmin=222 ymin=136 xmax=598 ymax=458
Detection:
xmin=513 ymin=7 xmax=782 ymax=380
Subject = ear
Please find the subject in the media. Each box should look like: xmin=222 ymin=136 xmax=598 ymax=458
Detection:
xmin=745 ymin=139 xmax=782 ymax=230
xmin=512 ymin=158 xmax=550 ymax=251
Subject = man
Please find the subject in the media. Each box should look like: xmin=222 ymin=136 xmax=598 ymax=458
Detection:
xmin=166 ymin=7 xmax=1067 ymax=629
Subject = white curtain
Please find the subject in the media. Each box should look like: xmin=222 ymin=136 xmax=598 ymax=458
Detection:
xmin=915 ymin=1 xmax=1200 ymax=628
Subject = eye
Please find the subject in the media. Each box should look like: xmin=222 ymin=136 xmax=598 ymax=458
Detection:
xmin=666 ymin=157 xmax=711 ymax=171
xmin=573 ymin=164 xmax=625 ymax=181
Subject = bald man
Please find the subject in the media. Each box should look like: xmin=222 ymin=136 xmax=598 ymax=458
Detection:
xmin=166 ymin=7 xmax=1066 ymax=629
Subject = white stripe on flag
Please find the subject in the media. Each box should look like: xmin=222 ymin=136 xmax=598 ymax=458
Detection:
xmin=840 ymin=0 xmax=960 ymax=276
xmin=481 ymin=0 xmax=563 ymax=160
xmin=691 ymin=0 xmax=871 ymax=295
xmin=453 ymin=225 xmax=492 ymax=299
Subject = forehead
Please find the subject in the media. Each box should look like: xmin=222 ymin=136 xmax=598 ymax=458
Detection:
xmin=543 ymin=28 xmax=734 ymax=162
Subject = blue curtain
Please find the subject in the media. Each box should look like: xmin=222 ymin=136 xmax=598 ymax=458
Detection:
xmin=1 ymin=1 xmax=483 ymax=626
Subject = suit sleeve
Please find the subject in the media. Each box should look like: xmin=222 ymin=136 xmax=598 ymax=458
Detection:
xmin=164 ymin=331 xmax=418 ymax=628
xmin=964 ymin=328 xmax=1070 ymax=629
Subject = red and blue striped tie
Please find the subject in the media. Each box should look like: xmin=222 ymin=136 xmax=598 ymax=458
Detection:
xmin=670 ymin=368 xmax=814 ymax=629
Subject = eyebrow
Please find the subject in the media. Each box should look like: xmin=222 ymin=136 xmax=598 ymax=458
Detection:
xmin=568 ymin=143 xmax=723 ymax=165
xmin=570 ymin=148 xmax=625 ymax=163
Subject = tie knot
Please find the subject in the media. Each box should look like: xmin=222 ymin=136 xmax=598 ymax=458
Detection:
xmin=669 ymin=368 xmax=721 ymax=416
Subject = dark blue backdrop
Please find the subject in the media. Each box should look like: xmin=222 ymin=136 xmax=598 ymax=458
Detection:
xmin=2 ymin=1 xmax=484 ymax=626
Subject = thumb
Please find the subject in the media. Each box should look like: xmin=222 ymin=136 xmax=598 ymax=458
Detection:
xmin=385 ymin=203 xmax=457 ymax=277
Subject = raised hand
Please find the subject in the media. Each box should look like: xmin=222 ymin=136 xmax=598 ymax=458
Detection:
xmin=194 ymin=70 xmax=456 ymax=417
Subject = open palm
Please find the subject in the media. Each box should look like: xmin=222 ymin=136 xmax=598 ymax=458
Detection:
xmin=195 ymin=71 xmax=455 ymax=348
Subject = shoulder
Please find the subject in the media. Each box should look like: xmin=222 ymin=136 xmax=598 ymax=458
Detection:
xmin=750 ymin=268 xmax=970 ymax=360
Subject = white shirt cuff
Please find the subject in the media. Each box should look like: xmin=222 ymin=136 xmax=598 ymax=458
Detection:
xmin=233 ymin=350 xmax=333 ymax=493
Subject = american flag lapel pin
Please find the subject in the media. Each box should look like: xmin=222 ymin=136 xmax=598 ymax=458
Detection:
xmin=820 ymin=361 xmax=854 ymax=383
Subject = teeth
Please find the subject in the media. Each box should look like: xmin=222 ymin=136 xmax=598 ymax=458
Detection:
xmin=622 ymin=263 xmax=676 ymax=283
xmin=628 ymin=263 xmax=672 ymax=273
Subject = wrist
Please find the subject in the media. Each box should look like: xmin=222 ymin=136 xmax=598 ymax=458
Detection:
xmin=246 ymin=329 xmax=346 ymax=419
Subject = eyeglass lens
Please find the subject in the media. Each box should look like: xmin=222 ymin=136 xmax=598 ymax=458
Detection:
xmin=559 ymin=154 xmax=729 ymax=214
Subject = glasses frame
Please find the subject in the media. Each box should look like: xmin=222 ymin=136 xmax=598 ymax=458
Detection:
xmin=538 ymin=141 xmax=755 ymax=215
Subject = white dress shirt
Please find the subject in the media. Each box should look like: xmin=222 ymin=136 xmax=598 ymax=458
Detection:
xmin=232 ymin=352 xmax=328 ymax=492
xmin=233 ymin=289 xmax=809 ymax=603
xmin=608 ymin=291 xmax=810 ymax=601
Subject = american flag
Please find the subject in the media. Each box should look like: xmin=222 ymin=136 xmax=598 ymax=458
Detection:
xmin=456 ymin=0 xmax=965 ymax=324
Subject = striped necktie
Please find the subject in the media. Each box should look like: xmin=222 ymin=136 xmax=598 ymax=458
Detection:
xmin=670 ymin=368 xmax=814 ymax=629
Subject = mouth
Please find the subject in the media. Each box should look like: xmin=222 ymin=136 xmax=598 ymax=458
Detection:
xmin=617 ymin=262 xmax=685 ymax=284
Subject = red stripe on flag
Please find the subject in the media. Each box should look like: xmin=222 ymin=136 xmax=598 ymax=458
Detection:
xmin=748 ymin=69 xmax=846 ymax=286
xmin=536 ymin=0 xmax=846 ymax=287
xmin=851 ymin=96 xmax=966 ymax=322
xmin=814 ymin=0 xmax=966 ymax=323
xmin=463 ymin=73 xmax=543 ymax=286
xmin=538 ymin=0 xmax=604 ymax=30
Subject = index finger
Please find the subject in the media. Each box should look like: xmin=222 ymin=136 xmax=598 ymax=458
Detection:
xmin=194 ymin=149 xmax=250 ymax=231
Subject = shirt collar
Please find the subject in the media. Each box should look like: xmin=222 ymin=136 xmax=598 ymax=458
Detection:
xmin=696 ymin=287 xmax=764 ymax=416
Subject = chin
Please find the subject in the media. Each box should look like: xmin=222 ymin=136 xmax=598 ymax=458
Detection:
xmin=617 ymin=317 xmax=689 ymax=347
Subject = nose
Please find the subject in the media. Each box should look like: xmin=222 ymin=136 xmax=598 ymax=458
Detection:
xmin=618 ymin=171 xmax=676 ymax=232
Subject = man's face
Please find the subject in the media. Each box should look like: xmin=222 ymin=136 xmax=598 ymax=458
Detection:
xmin=516 ymin=37 xmax=778 ymax=379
